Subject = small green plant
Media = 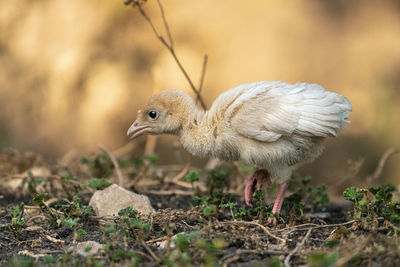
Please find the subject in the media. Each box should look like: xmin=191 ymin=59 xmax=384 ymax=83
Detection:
xmin=25 ymin=171 xmax=46 ymax=195
xmin=82 ymin=153 xmax=114 ymax=178
xmin=44 ymin=255 xmax=55 ymax=265
xmin=8 ymin=255 xmax=36 ymax=267
xmin=307 ymin=252 xmax=339 ymax=267
xmin=195 ymin=237 xmax=226 ymax=266
xmin=145 ymin=154 xmax=158 ymax=165
xmin=59 ymin=172 xmax=85 ymax=200
xmin=299 ymin=176 xmax=329 ymax=209
xmin=88 ymin=178 xmax=112 ymax=190
xmin=343 ymin=184 xmax=400 ymax=230
xmin=268 ymin=256 xmax=284 ymax=267
xmin=118 ymin=206 xmax=138 ymax=218
xmin=252 ymin=189 xmax=273 ymax=221
xmin=55 ymin=196 xmax=93 ymax=220
xmin=162 ymin=233 xmax=196 ymax=266
xmin=33 ymin=193 xmax=61 ymax=227
xmin=206 ymin=169 xmax=228 ymax=196
xmin=8 ymin=202 xmax=26 ymax=235
xmin=282 ymin=192 xmax=305 ymax=223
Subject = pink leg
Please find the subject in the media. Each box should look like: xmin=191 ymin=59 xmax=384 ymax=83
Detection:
xmin=244 ymin=169 xmax=271 ymax=206
xmin=267 ymin=182 xmax=289 ymax=225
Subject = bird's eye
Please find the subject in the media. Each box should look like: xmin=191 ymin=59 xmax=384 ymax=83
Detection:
xmin=148 ymin=110 xmax=158 ymax=120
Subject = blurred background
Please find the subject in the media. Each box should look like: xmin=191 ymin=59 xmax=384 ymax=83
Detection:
xmin=0 ymin=0 xmax=399 ymax=187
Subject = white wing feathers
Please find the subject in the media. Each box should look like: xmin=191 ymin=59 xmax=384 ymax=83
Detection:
xmin=226 ymin=81 xmax=352 ymax=142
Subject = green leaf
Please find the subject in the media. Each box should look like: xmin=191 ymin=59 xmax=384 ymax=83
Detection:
xmin=88 ymin=178 xmax=112 ymax=190
xmin=302 ymin=176 xmax=312 ymax=185
xmin=268 ymin=256 xmax=284 ymax=267
xmin=81 ymin=156 xmax=90 ymax=164
xmin=203 ymin=205 xmax=215 ymax=217
xmin=60 ymin=173 xmax=70 ymax=182
xmin=32 ymin=193 xmax=47 ymax=205
xmin=308 ymin=252 xmax=339 ymax=267
xmin=77 ymin=229 xmax=87 ymax=237
xmin=145 ymin=154 xmax=158 ymax=164
xmin=185 ymin=171 xmax=200 ymax=183
xmin=101 ymin=222 xmax=116 ymax=233
xmin=44 ymin=255 xmax=55 ymax=264
xmin=390 ymin=214 xmax=400 ymax=225
xmin=63 ymin=218 xmax=79 ymax=228
xmin=118 ymin=207 xmax=138 ymax=218
xmin=343 ymin=187 xmax=363 ymax=202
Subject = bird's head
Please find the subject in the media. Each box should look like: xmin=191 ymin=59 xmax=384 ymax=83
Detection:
xmin=127 ymin=90 xmax=195 ymax=139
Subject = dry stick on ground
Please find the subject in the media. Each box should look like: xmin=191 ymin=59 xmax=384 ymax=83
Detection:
xmin=219 ymin=221 xmax=286 ymax=245
xmin=284 ymin=228 xmax=312 ymax=267
xmin=140 ymin=240 xmax=160 ymax=263
xmin=196 ymin=55 xmax=208 ymax=106
xmin=126 ymin=0 xmax=207 ymax=109
xmin=366 ymin=147 xmax=400 ymax=185
xmin=275 ymin=220 xmax=355 ymax=235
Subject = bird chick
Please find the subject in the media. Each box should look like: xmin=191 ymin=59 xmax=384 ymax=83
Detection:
xmin=127 ymin=81 xmax=352 ymax=224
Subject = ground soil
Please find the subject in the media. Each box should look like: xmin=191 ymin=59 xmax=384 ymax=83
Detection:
xmin=0 ymin=150 xmax=399 ymax=266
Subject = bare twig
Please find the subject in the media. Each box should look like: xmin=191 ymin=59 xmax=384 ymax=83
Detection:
xmin=26 ymin=215 xmax=46 ymax=225
xmin=46 ymin=235 xmax=65 ymax=246
xmin=156 ymin=0 xmax=173 ymax=48
xmin=99 ymin=145 xmax=124 ymax=187
xmin=274 ymin=220 xmax=355 ymax=234
xmin=146 ymin=236 xmax=168 ymax=244
xmin=219 ymin=221 xmax=286 ymax=245
xmin=284 ymin=228 xmax=312 ymax=267
xmin=129 ymin=0 xmax=207 ymax=109
xmin=196 ymin=54 xmax=208 ymax=106
xmin=366 ymin=147 xmax=400 ymax=185
xmin=141 ymin=240 xmax=160 ymax=263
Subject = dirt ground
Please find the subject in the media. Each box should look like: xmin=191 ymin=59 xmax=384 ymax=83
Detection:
xmin=0 ymin=149 xmax=399 ymax=266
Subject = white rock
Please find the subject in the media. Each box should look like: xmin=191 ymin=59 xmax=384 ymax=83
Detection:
xmin=89 ymin=184 xmax=154 ymax=216
xmin=69 ymin=241 xmax=104 ymax=257
xmin=23 ymin=226 xmax=44 ymax=233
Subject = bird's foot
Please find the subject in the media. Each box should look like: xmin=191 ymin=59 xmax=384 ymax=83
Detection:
xmin=267 ymin=216 xmax=277 ymax=226
xmin=244 ymin=169 xmax=271 ymax=206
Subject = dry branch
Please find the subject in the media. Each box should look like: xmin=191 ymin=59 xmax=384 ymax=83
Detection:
xmin=125 ymin=0 xmax=207 ymax=109
xmin=219 ymin=220 xmax=286 ymax=245
xmin=284 ymin=228 xmax=311 ymax=267
xmin=366 ymin=147 xmax=399 ymax=185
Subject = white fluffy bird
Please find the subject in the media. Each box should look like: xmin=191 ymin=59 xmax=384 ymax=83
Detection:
xmin=127 ymin=81 xmax=352 ymax=223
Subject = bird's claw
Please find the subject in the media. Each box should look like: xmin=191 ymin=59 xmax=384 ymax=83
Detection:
xmin=244 ymin=169 xmax=271 ymax=206
xmin=267 ymin=216 xmax=277 ymax=226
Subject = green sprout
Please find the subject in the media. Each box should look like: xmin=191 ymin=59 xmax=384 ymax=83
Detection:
xmin=33 ymin=193 xmax=61 ymax=227
xmin=8 ymin=202 xmax=26 ymax=235
xmin=88 ymin=178 xmax=112 ymax=190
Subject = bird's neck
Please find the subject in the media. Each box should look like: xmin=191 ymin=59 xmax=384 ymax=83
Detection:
xmin=178 ymin=107 xmax=217 ymax=158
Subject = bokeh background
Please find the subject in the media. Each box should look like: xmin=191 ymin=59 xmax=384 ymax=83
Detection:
xmin=0 ymin=0 xmax=399 ymax=187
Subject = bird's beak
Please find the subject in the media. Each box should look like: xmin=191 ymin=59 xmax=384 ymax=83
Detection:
xmin=127 ymin=120 xmax=152 ymax=139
